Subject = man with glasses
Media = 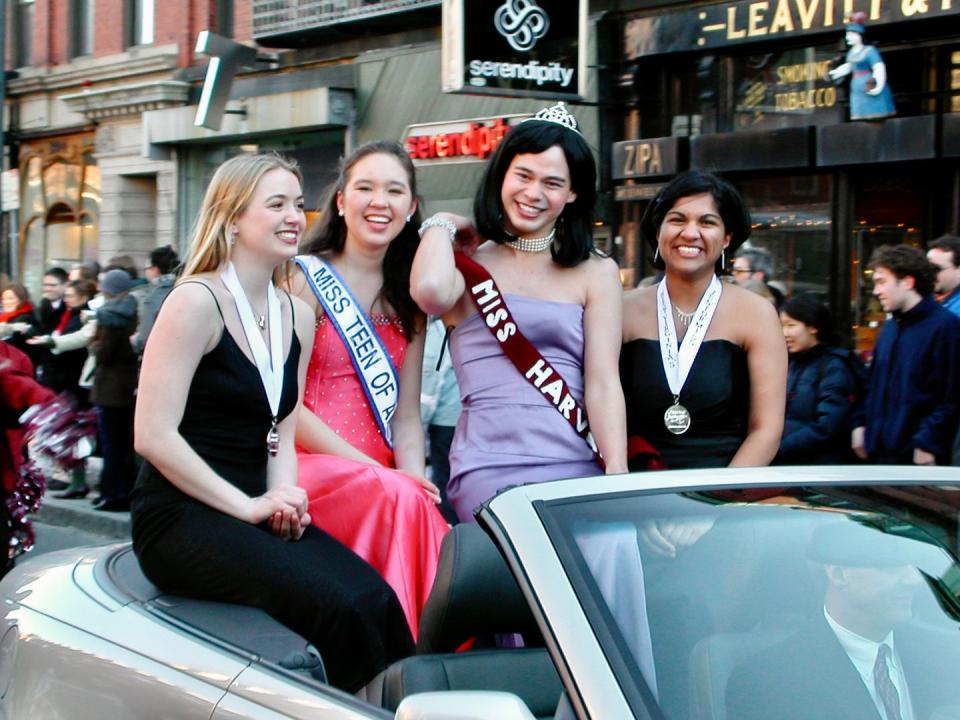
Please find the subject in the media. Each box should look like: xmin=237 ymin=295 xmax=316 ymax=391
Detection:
xmin=927 ymin=235 xmax=960 ymax=318
xmin=36 ymin=267 xmax=68 ymax=335
xmin=732 ymin=247 xmax=784 ymax=309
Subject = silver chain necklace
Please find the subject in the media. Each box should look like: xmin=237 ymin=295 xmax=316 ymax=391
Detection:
xmin=504 ymin=228 xmax=556 ymax=253
xmin=674 ymin=305 xmax=696 ymax=327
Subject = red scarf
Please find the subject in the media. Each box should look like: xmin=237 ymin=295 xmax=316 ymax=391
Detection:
xmin=54 ymin=306 xmax=80 ymax=335
xmin=0 ymin=302 xmax=35 ymax=324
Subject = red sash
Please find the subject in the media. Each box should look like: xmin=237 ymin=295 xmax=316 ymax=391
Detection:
xmin=455 ymin=252 xmax=607 ymax=468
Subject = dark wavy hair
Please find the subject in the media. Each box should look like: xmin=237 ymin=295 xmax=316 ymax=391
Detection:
xmin=641 ymin=171 xmax=752 ymax=272
xmin=149 ymin=245 xmax=181 ymax=275
xmin=868 ymin=244 xmax=937 ymax=298
xmin=473 ymin=119 xmax=597 ymax=268
xmin=300 ymin=140 xmax=424 ymax=339
xmin=781 ymin=295 xmax=836 ymax=346
xmin=929 ymin=234 xmax=960 ymax=268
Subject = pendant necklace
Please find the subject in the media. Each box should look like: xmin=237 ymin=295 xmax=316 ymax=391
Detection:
xmin=657 ymin=276 xmax=723 ymax=435
xmin=674 ymin=306 xmax=696 ymax=327
xmin=220 ymin=262 xmax=284 ymax=456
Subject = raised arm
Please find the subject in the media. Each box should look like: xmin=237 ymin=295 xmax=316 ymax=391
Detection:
xmin=409 ymin=213 xmax=470 ymax=316
xmin=134 ymin=283 xmax=300 ymax=525
xmin=582 ymin=257 xmax=628 ymax=474
xmin=730 ymin=295 xmax=787 ymax=467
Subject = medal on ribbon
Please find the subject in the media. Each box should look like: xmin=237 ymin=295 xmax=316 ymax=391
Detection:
xmin=220 ymin=263 xmax=284 ymax=457
xmin=656 ymin=276 xmax=722 ymax=435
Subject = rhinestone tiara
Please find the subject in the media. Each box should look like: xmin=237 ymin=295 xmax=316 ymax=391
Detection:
xmin=523 ymin=102 xmax=582 ymax=135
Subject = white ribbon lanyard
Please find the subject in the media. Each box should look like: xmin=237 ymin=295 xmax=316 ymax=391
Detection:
xmin=656 ymin=275 xmax=722 ymax=434
xmin=220 ymin=262 xmax=284 ymax=454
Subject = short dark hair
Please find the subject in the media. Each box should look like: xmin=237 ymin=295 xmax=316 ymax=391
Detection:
xmin=149 ymin=245 xmax=181 ymax=275
xmin=44 ymin=267 xmax=68 ymax=283
xmin=642 ymin=171 xmax=751 ymax=271
xmin=473 ymin=119 xmax=597 ymax=268
xmin=301 ymin=140 xmax=424 ymax=339
xmin=106 ymin=254 xmax=138 ymax=280
xmin=781 ymin=295 xmax=835 ymax=345
xmin=868 ymin=244 xmax=937 ymax=297
xmin=928 ymin=234 xmax=960 ymax=268
xmin=734 ymin=247 xmax=774 ymax=281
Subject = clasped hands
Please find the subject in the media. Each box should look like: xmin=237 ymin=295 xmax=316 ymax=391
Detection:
xmin=250 ymin=485 xmax=311 ymax=541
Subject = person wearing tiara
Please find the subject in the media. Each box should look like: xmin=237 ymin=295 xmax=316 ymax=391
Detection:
xmin=287 ymin=141 xmax=449 ymax=639
xmin=828 ymin=12 xmax=896 ymax=121
xmin=620 ymin=171 xmax=786 ymax=470
xmin=131 ymin=153 xmax=414 ymax=692
xmin=411 ymin=103 xmax=628 ymax=523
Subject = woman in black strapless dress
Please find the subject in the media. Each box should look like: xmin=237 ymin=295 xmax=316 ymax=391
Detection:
xmin=131 ymin=154 xmax=413 ymax=692
xmin=621 ymin=172 xmax=786 ymax=471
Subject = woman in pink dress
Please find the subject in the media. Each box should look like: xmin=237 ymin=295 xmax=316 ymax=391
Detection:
xmin=289 ymin=141 xmax=449 ymax=638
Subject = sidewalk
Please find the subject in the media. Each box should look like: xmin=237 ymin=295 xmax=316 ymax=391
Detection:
xmin=34 ymin=457 xmax=131 ymax=541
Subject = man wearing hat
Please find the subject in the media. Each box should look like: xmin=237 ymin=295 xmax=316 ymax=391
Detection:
xmin=726 ymin=519 xmax=960 ymax=720
xmin=88 ymin=269 xmax=139 ymax=512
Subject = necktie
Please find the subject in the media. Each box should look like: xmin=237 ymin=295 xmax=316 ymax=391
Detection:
xmin=873 ymin=643 xmax=903 ymax=720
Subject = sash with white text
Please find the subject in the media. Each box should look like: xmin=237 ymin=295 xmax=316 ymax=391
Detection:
xmin=454 ymin=252 xmax=607 ymax=469
xmin=295 ymin=255 xmax=399 ymax=448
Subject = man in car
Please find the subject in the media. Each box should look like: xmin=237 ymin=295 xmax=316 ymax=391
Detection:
xmin=851 ymin=244 xmax=960 ymax=466
xmin=726 ymin=520 xmax=960 ymax=720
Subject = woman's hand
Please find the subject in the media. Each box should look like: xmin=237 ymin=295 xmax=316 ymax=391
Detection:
xmin=399 ymin=470 xmax=442 ymax=504
xmin=268 ymin=506 xmax=312 ymax=541
xmin=26 ymin=335 xmax=53 ymax=347
xmin=248 ymin=485 xmax=309 ymax=530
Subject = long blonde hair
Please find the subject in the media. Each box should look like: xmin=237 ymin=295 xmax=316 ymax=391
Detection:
xmin=180 ymin=153 xmax=303 ymax=282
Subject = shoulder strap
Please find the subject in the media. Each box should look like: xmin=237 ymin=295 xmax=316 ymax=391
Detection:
xmin=178 ymin=280 xmax=225 ymax=324
xmin=454 ymin=252 xmax=607 ymax=469
xmin=294 ymin=255 xmax=399 ymax=448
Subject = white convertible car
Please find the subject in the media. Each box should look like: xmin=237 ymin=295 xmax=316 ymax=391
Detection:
xmin=2 ymin=466 xmax=960 ymax=719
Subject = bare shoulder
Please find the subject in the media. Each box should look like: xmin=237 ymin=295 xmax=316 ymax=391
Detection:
xmin=717 ymin=282 xmax=781 ymax=341
xmin=163 ymin=275 xmax=223 ymax=318
xmin=623 ymin=283 xmax=657 ymax=310
xmin=286 ymin=261 xmax=320 ymax=313
xmin=622 ymin=284 xmax=658 ymax=340
xmin=583 ymin=253 xmax=621 ymax=282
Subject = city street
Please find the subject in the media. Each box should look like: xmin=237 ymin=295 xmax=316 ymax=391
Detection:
xmin=29 ymin=521 xmax=111 ymax=557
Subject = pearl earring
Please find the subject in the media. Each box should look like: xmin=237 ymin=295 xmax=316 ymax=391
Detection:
xmin=406 ymin=213 xmax=413 ymax=223
xmin=338 ymin=209 xmax=344 ymax=217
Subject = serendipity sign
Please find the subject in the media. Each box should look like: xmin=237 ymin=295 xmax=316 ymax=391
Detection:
xmin=443 ymin=0 xmax=587 ymax=99
xmin=403 ymin=114 xmax=531 ymax=165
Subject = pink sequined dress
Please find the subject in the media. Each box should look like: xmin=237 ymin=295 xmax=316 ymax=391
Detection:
xmin=297 ymin=313 xmax=449 ymax=638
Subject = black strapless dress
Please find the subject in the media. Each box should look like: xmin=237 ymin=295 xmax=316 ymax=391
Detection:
xmin=131 ymin=288 xmax=413 ymax=691
xmin=620 ymin=339 xmax=750 ymax=470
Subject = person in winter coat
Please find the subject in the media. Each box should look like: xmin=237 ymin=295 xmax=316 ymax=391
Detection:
xmin=776 ymin=296 xmax=858 ymax=465
xmin=131 ymin=245 xmax=179 ymax=355
xmin=89 ymin=269 xmax=139 ymax=511
xmin=0 ymin=283 xmax=40 ymax=364
xmin=0 ymin=343 xmax=54 ymax=573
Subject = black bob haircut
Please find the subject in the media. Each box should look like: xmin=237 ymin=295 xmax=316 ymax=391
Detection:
xmin=781 ymin=295 xmax=836 ymax=345
xmin=473 ymin=119 xmax=597 ymax=268
xmin=641 ymin=171 xmax=752 ymax=271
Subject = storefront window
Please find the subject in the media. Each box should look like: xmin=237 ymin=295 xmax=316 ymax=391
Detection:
xmin=18 ymin=134 xmax=100 ymax=294
xmin=737 ymin=175 xmax=833 ymax=303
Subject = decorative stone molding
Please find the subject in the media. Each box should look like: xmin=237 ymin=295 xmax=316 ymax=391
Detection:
xmin=8 ymin=45 xmax=181 ymax=96
xmin=60 ymin=81 xmax=191 ymax=121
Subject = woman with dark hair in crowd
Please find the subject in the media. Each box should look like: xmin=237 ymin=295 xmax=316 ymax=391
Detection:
xmin=621 ymin=171 xmax=786 ymax=470
xmin=132 ymin=152 xmax=413 ymax=692
xmin=775 ymin=295 xmax=858 ymax=465
xmin=288 ymin=140 xmax=448 ymax=639
xmin=0 ymin=283 xmax=39 ymax=361
xmin=411 ymin=104 xmax=627 ymax=523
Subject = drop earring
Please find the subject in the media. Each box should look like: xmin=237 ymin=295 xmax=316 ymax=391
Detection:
xmin=721 ymin=248 xmax=726 ymax=269
xmin=654 ymin=246 xmax=660 ymax=263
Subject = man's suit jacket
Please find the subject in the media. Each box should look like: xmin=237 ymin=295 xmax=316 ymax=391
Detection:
xmin=726 ymin=615 xmax=960 ymax=720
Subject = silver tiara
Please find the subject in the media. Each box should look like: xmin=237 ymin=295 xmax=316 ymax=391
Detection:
xmin=523 ymin=102 xmax=582 ymax=135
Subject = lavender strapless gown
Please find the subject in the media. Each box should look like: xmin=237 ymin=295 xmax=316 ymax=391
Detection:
xmin=447 ymin=295 xmax=601 ymax=523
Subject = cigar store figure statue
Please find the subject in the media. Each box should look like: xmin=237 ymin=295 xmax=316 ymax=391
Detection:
xmin=828 ymin=12 xmax=896 ymax=120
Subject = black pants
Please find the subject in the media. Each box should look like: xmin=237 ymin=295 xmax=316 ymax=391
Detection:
xmin=134 ymin=502 xmax=414 ymax=691
xmin=96 ymin=405 xmax=135 ymax=501
xmin=428 ymin=423 xmax=458 ymax=524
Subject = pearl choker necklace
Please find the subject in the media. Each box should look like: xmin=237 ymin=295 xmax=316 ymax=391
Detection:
xmin=505 ymin=228 xmax=556 ymax=253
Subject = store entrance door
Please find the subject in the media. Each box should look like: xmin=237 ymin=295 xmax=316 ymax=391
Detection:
xmin=849 ymin=173 xmax=926 ymax=360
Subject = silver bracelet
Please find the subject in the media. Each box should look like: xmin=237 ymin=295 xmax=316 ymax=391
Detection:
xmin=418 ymin=216 xmax=458 ymax=243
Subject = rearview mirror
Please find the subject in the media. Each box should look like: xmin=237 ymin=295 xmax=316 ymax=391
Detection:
xmin=396 ymin=691 xmax=537 ymax=720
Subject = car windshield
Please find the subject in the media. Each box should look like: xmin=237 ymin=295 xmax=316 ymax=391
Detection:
xmin=537 ymin=484 xmax=960 ymax=720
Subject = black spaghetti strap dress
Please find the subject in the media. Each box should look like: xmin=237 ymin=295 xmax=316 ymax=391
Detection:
xmin=131 ymin=283 xmax=413 ymax=692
